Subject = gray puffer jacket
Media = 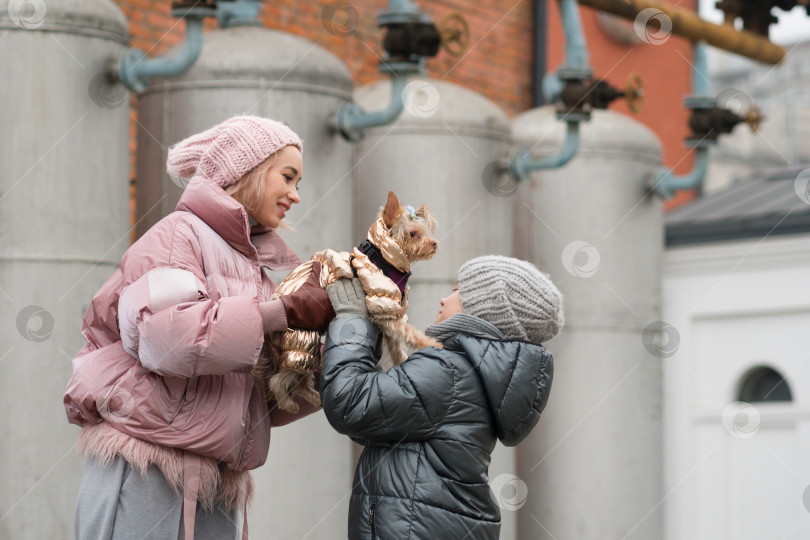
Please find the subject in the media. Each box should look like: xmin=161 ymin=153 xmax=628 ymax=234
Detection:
xmin=320 ymin=316 xmax=554 ymax=540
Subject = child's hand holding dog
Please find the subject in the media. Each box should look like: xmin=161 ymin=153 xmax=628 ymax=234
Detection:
xmin=327 ymin=278 xmax=369 ymax=319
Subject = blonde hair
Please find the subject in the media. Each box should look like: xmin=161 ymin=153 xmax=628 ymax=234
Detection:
xmin=225 ymin=152 xmax=276 ymax=216
xmin=225 ymin=151 xmax=294 ymax=230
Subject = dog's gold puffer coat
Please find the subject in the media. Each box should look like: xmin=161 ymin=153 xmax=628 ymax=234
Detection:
xmin=261 ymin=218 xmax=433 ymax=412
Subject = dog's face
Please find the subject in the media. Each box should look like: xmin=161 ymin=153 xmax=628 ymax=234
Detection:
xmin=380 ymin=191 xmax=439 ymax=263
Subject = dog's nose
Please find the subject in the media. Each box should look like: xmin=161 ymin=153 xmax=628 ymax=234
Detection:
xmin=431 ymin=241 xmax=438 ymax=250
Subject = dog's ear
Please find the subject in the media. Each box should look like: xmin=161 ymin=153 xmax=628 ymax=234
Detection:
xmin=383 ymin=191 xmax=401 ymax=228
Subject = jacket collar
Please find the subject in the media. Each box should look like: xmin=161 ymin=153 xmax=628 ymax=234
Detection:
xmin=175 ymin=176 xmax=302 ymax=271
xmin=357 ymin=239 xmax=411 ymax=295
xmin=367 ymin=218 xmax=410 ymax=273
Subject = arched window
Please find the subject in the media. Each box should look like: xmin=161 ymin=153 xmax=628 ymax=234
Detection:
xmin=738 ymin=366 xmax=792 ymax=403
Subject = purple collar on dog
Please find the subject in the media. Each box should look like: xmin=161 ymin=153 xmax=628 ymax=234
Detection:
xmin=358 ymin=240 xmax=410 ymax=295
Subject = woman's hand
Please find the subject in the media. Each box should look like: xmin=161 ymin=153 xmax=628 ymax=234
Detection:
xmin=280 ymin=261 xmax=336 ymax=332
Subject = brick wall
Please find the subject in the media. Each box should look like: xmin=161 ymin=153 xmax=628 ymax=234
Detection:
xmin=114 ymin=0 xmax=699 ymax=226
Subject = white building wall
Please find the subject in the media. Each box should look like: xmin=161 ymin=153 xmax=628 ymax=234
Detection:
xmin=663 ymin=234 xmax=810 ymax=540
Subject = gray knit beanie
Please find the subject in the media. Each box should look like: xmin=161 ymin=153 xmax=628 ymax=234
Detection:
xmin=458 ymin=255 xmax=564 ymax=344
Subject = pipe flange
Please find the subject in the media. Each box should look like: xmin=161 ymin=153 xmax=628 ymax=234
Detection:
xmin=378 ymin=60 xmax=424 ymax=77
xmin=557 ymin=66 xmax=593 ymax=82
xmin=170 ymin=5 xmax=217 ymax=18
xmin=378 ymin=9 xmax=427 ymax=26
xmin=334 ymin=103 xmax=367 ymax=142
xmin=684 ymin=95 xmax=716 ymax=110
xmin=556 ymin=110 xmax=590 ymax=122
xmin=508 ymin=148 xmax=533 ymax=181
xmin=117 ymin=49 xmax=149 ymax=93
xmin=684 ymin=138 xmax=717 ymax=149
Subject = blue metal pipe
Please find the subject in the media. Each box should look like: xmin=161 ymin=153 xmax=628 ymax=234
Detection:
xmin=691 ymin=41 xmax=710 ymax=96
xmin=117 ymin=9 xmax=211 ymax=93
xmin=654 ymin=41 xmax=711 ymax=199
xmin=542 ymin=0 xmax=593 ymax=103
xmin=510 ymin=0 xmax=589 ymax=179
xmin=333 ymin=76 xmax=410 ymax=141
xmin=510 ymin=121 xmax=580 ymax=179
xmin=332 ymin=0 xmax=431 ymax=140
xmin=653 ymin=147 xmax=709 ymax=199
xmin=559 ymin=0 xmax=589 ymax=72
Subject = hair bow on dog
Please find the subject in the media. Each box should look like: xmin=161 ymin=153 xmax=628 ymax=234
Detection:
xmin=405 ymin=205 xmax=418 ymax=220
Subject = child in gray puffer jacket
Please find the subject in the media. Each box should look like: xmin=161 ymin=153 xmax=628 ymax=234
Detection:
xmin=321 ymin=255 xmax=564 ymax=540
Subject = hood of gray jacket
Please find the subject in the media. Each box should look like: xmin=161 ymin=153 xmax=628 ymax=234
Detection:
xmin=444 ymin=334 xmax=554 ymax=446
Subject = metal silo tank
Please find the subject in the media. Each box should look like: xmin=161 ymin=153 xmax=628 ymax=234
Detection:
xmin=512 ymin=107 xmax=664 ymax=540
xmin=0 ymin=0 xmax=130 ymax=536
xmin=351 ymin=76 xmax=520 ymax=539
xmin=134 ymin=25 xmax=355 ymax=539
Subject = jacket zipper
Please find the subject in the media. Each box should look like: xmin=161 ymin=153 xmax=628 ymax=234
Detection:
xmin=369 ymin=504 xmax=376 ymax=538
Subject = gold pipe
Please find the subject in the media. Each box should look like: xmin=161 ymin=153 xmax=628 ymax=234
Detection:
xmin=576 ymin=0 xmax=786 ymax=64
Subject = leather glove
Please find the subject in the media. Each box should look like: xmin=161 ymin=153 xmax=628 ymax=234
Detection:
xmin=280 ymin=261 xmax=336 ymax=332
xmin=326 ymin=278 xmax=369 ymax=319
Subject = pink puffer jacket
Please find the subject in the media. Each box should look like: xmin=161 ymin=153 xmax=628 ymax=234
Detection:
xmin=64 ymin=175 xmax=315 ymax=472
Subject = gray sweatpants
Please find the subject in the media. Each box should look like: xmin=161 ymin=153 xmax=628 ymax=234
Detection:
xmin=75 ymin=456 xmax=238 ymax=540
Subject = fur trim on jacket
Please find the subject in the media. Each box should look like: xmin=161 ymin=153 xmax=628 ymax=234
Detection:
xmin=77 ymin=423 xmax=253 ymax=512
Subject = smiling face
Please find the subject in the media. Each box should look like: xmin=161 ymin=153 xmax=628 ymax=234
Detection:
xmin=434 ymin=285 xmax=464 ymax=324
xmin=251 ymin=145 xmax=303 ymax=228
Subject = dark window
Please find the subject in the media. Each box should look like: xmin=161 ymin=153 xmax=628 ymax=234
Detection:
xmin=738 ymin=367 xmax=792 ymax=403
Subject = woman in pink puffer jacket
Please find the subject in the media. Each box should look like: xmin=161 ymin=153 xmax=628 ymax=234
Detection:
xmin=63 ymin=116 xmax=334 ymax=540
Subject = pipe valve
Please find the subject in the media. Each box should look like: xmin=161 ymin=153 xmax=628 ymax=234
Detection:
xmin=552 ymin=72 xmax=645 ymax=122
xmin=382 ymin=21 xmax=441 ymax=62
xmin=332 ymin=0 xmax=448 ymax=141
xmin=559 ymin=72 xmax=645 ymax=117
xmin=684 ymin=98 xmax=763 ymax=146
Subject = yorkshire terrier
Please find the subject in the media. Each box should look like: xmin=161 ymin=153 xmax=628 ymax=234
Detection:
xmin=256 ymin=191 xmax=441 ymax=413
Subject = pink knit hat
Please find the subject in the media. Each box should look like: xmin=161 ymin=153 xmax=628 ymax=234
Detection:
xmin=166 ymin=115 xmax=303 ymax=188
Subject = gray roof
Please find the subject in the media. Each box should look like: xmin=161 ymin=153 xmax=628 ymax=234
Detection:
xmin=665 ymin=167 xmax=810 ymax=246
